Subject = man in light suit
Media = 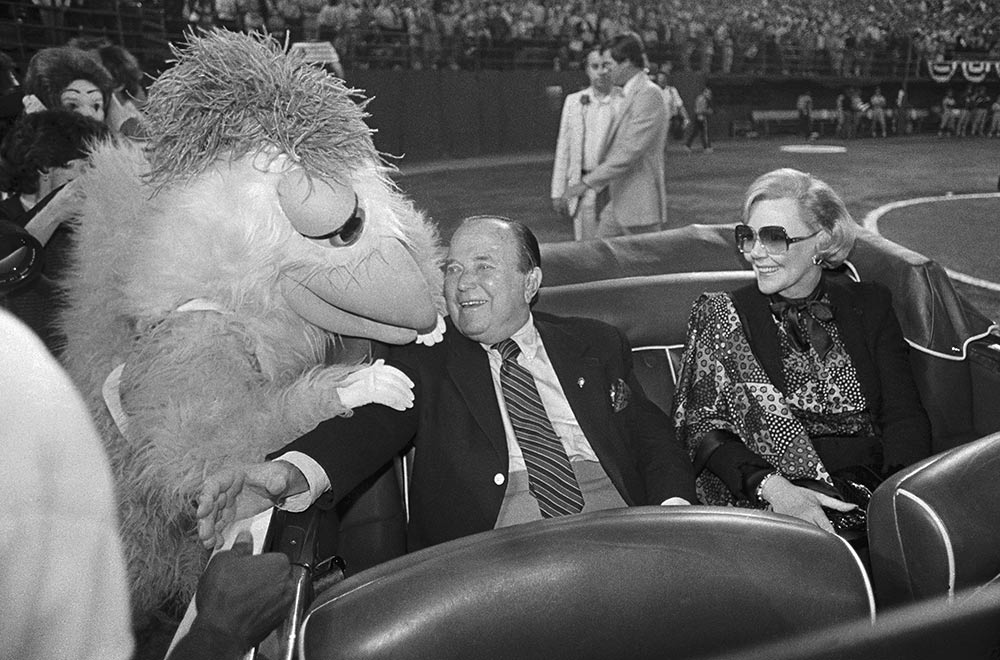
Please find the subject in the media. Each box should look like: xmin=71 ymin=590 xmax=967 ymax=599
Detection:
xmin=196 ymin=216 xmax=696 ymax=552
xmin=550 ymin=47 xmax=621 ymax=241
xmin=563 ymin=32 xmax=668 ymax=236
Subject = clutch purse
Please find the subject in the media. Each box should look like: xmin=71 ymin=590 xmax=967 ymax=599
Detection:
xmin=791 ymin=465 xmax=882 ymax=545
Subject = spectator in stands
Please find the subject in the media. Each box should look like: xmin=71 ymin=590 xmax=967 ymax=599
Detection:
xmin=938 ymin=88 xmax=957 ymax=137
xmin=869 ymin=86 xmax=887 ymax=138
xmin=551 ymin=47 xmax=622 ymax=240
xmin=795 ymin=89 xmax=812 ymax=139
xmin=195 ymin=216 xmax=697 ymax=552
xmin=563 ymin=32 xmax=669 ymax=235
xmin=685 ymin=85 xmax=713 ymax=153
xmin=673 ymin=168 xmax=932 ymax=531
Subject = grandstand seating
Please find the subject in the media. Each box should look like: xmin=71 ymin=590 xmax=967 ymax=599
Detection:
xmin=3 ymin=0 xmax=996 ymax=79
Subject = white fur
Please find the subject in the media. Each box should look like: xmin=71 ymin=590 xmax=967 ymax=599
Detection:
xmin=59 ymin=140 xmax=443 ymax=616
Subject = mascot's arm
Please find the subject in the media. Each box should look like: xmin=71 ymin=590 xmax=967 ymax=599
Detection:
xmin=119 ymin=310 xmax=410 ymax=499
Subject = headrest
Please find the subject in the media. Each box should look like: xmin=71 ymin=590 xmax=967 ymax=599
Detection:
xmin=301 ymin=507 xmax=873 ymax=660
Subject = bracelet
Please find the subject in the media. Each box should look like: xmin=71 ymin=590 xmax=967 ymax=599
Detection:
xmin=755 ymin=471 xmax=779 ymax=504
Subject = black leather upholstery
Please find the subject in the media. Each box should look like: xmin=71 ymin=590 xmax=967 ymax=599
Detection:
xmin=539 ymin=223 xmax=748 ymax=286
xmin=710 ymin=582 xmax=1000 ymax=660
xmin=535 ymin=271 xmax=755 ymax=348
xmin=300 ymin=507 xmax=874 ymax=660
xmin=868 ymin=432 xmax=1000 ymax=609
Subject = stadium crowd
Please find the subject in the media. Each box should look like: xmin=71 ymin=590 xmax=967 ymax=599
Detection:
xmin=168 ymin=0 xmax=1000 ymax=73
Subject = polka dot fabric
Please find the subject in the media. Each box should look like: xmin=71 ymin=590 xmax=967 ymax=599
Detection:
xmin=778 ymin=302 xmax=876 ymax=439
xmin=673 ymin=293 xmax=832 ymax=507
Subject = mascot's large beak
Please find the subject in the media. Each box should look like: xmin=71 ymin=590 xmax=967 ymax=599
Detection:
xmin=281 ymin=239 xmax=437 ymax=344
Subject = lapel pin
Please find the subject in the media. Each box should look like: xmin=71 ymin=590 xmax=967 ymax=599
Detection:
xmin=577 ymin=377 xmax=585 ymax=388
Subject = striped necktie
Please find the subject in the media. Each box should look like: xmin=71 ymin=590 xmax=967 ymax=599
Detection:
xmin=492 ymin=338 xmax=584 ymax=517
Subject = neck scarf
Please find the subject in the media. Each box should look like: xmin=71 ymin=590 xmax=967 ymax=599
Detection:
xmin=769 ymin=282 xmax=835 ymax=359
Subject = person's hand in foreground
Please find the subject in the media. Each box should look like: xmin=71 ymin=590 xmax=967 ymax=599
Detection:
xmin=167 ymin=529 xmax=296 ymax=660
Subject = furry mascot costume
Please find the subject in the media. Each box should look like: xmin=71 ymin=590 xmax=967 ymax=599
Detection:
xmin=58 ymin=30 xmax=444 ymax=620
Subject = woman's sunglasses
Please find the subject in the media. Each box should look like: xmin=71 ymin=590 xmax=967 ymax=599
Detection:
xmin=735 ymin=225 xmax=821 ymax=254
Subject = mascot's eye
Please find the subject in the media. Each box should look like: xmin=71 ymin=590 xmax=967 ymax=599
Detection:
xmin=277 ymin=169 xmax=363 ymax=246
xmin=303 ymin=196 xmax=365 ymax=247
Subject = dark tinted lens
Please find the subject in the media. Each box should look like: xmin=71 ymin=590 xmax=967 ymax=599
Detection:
xmin=735 ymin=225 xmax=754 ymax=252
xmin=757 ymin=226 xmax=790 ymax=253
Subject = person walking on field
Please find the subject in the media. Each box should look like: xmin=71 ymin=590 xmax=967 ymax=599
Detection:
xmin=869 ymin=86 xmax=887 ymax=138
xmin=796 ymin=90 xmax=813 ymax=139
xmin=685 ymin=86 xmax=713 ymax=153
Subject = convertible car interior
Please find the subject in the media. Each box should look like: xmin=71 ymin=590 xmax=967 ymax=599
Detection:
xmin=272 ymin=223 xmax=1000 ymax=659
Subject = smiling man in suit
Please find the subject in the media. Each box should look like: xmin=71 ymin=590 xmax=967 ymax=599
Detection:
xmin=550 ymin=46 xmax=621 ymax=241
xmin=196 ymin=216 xmax=696 ymax=552
xmin=562 ymin=32 xmax=669 ymax=236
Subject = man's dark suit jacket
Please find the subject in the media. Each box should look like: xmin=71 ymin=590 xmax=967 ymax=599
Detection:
xmin=278 ymin=312 xmax=697 ymax=551
xmin=731 ymin=275 xmax=932 ymax=471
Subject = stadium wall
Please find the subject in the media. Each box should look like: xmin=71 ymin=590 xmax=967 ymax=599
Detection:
xmin=352 ymin=69 xmax=707 ymax=161
xmin=353 ymin=70 xmax=978 ymax=161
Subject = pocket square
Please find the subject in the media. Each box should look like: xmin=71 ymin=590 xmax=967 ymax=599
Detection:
xmin=609 ymin=378 xmax=631 ymax=412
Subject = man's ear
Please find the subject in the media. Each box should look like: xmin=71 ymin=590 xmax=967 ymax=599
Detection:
xmin=524 ymin=267 xmax=542 ymax=303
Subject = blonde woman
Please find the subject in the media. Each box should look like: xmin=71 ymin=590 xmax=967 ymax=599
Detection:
xmin=673 ymin=168 xmax=931 ymax=532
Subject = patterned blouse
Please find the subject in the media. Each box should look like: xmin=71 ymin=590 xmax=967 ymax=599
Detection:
xmin=672 ymin=289 xmax=876 ymax=506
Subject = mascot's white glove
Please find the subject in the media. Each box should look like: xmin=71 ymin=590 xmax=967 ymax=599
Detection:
xmin=338 ymin=359 xmax=415 ymax=410
xmin=415 ymin=314 xmax=446 ymax=346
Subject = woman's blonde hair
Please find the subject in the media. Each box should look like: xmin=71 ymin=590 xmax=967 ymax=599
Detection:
xmin=740 ymin=168 xmax=858 ymax=267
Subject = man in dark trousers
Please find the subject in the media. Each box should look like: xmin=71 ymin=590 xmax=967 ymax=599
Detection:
xmin=685 ymin=85 xmax=713 ymax=153
xmin=196 ymin=216 xmax=697 ymax=552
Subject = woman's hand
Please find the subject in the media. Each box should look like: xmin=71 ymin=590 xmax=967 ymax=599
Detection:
xmin=760 ymin=474 xmax=857 ymax=533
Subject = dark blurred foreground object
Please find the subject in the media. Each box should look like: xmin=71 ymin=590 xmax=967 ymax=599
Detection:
xmin=0 ymin=218 xmax=44 ymax=294
xmin=711 ymin=582 xmax=1000 ymax=660
xmin=299 ymin=507 xmax=874 ymax=660
xmin=251 ymin=495 xmax=345 ymax=660
xmin=166 ymin=529 xmax=299 ymax=660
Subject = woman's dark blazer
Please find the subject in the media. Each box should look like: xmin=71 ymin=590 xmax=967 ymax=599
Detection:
xmin=730 ymin=274 xmax=932 ymax=470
